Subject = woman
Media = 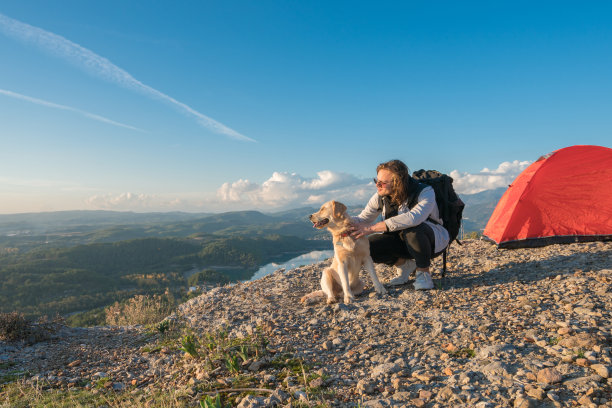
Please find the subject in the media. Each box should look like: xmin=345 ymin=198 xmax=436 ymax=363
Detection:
xmin=350 ymin=159 xmax=449 ymax=290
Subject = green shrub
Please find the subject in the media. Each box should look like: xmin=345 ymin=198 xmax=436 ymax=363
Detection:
xmin=0 ymin=312 xmax=61 ymax=343
xmin=0 ymin=312 xmax=29 ymax=341
xmin=188 ymin=269 xmax=230 ymax=287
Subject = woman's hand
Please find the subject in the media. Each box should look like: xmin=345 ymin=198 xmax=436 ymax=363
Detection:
xmin=350 ymin=221 xmax=388 ymax=239
xmin=349 ymin=222 xmax=370 ymax=239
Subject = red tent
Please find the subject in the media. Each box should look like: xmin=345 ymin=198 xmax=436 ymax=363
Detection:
xmin=483 ymin=145 xmax=612 ymax=248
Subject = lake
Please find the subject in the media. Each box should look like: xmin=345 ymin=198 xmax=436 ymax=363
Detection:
xmin=248 ymin=249 xmax=334 ymax=281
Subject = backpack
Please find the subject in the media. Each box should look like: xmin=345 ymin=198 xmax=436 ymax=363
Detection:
xmin=411 ymin=169 xmax=465 ymax=278
xmin=410 ymin=169 xmax=465 ymax=245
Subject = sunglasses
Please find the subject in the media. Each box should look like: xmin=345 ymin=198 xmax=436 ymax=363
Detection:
xmin=373 ymin=178 xmax=392 ymax=187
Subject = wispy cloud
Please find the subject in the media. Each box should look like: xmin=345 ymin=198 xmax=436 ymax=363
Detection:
xmin=0 ymin=89 xmax=145 ymax=132
xmin=0 ymin=13 xmax=253 ymax=142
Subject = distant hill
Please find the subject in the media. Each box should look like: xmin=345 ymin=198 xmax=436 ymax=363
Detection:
xmin=460 ymin=187 xmax=506 ymax=233
xmin=0 ymin=188 xmax=505 ymax=245
xmin=0 ymin=210 xmax=210 ymax=235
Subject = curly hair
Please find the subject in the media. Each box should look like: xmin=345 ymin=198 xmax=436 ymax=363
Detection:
xmin=376 ymin=159 xmax=412 ymax=206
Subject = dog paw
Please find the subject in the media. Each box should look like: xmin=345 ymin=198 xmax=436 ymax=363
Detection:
xmin=326 ymin=297 xmax=338 ymax=305
xmin=344 ymin=295 xmax=355 ymax=304
xmin=376 ymin=286 xmax=388 ymax=295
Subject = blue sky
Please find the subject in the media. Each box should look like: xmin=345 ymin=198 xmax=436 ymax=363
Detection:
xmin=1 ymin=1 xmax=610 ymax=214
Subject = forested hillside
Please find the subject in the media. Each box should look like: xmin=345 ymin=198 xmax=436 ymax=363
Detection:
xmin=0 ymin=235 xmax=327 ymax=321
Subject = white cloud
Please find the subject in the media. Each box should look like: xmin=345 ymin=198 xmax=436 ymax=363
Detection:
xmin=0 ymin=13 xmax=252 ymax=142
xmin=84 ymin=192 xmax=176 ymax=211
xmin=216 ymin=170 xmax=372 ymax=210
xmin=450 ymin=160 xmax=532 ymax=194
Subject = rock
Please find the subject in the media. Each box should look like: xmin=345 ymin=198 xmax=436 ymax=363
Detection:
xmin=526 ymin=387 xmax=546 ymax=400
xmin=293 ymin=390 xmax=308 ymax=402
xmin=309 ymin=377 xmax=323 ymax=388
xmin=418 ymin=389 xmax=433 ymax=401
xmin=237 ymin=395 xmax=266 ymax=408
xmin=248 ymin=360 xmax=264 ymax=371
xmin=438 ymin=386 xmax=456 ymax=402
xmin=412 ymin=371 xmax=435 ymax=382
xmin=412 ymin=398 xmax=426 ymax=407
xmin=590 ymin=364 xmax=610 ymax=378
xmin=357 ymin=378 xmax=376 ymax=395
xmin=514 ymin=396 xmax=537 ymax=408
xmin=111 ymin=382 xmax=124 ymax=391
xmin=558 ymin=333 xmax=601 ymax=349
xmin=371 ymin=363 xmax=400 ymax=378
xmin=537 ymin=368 xmax=563 ymax=384
xmin=482 ymin=361 xmax=511 ymax=378
xmin=67 ymin=360 xmax=81 ymax=368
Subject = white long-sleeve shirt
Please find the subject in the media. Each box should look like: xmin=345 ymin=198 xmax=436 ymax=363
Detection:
xmin=354 ymin=186 xmax=450 ymax=253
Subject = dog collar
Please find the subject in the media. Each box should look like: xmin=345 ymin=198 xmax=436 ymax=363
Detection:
xmin=339 ymin=231 xmax=351 ymax=238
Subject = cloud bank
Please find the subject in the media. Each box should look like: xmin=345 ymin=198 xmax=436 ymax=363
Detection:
xmin=217 ymin=170 xmax=373 ymax=209
xmin=81 ymin=160 xmax=531 ymax=212
xmin=450 ymin=160 xmax=532 ymax=194
xmin=84 ymin=192 xmax=179 ymax=211
xmin=0 ymin=89 xmax=145 ymax=132
xmin=0 ymin=13 xmax=252 ymax=142
xmin=215 ymin=161 xmax=532 ymax=210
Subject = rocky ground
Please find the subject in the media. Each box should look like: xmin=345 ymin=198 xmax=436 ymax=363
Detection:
xmin=1 ymin=239 xmax=611 ymax=407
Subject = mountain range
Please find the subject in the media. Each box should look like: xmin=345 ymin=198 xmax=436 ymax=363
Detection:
xmin=0 ymin=188 xmax=505 ymax=245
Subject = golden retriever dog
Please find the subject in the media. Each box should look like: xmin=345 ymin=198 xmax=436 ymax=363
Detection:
xmin=301 ymin=200 xmax=387 ymax=304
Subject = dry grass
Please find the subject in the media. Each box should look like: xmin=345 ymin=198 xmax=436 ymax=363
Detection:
xmin=0 ymin=312 xmax=61 ymax=343
xmin=0 ymin=380 xmax=193 ymax=407
xmin=105 ymin=291 xmax=176 ymax=326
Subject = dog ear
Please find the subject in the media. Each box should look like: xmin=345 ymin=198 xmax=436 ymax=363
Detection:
xmin=331 ymin=201 xmax=347 ymax=219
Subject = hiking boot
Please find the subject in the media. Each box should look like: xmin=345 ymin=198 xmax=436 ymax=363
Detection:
xmin=413 ymin=270 xmax=434 ymax=290
xmin=387 ymin=259 xmax=416 ymax=286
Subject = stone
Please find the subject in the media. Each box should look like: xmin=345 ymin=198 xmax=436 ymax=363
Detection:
xmin=514 ymin=396 xmax=537 ymax=408
xmin=411 ymin=398 xmax=426 ymax=407
xmin=309 ymin=377 xmax=323 ymax=388
xmin=371 ymin=363 xmax=400 ymax=378
xmin=558 ymin=333 xmax=601 ymax=349
xmin=356 ymin=379 xmax=376 ymax=395
xmin=67 ymin=360 xmax=82 ymax=368
xmin=248 ymin=360 xmax=264 ymax=371
xmin=590 ymin=364 xmax=610 ymax=378
xmin=537 ymin=368 xmax=563 ymax=384
xmin=482 ymin=361 xmax=511 ymax=378
xmin=418 ymin=389 xmax=433 ymax=401
xmin=526 ymin=387 xmax=546 ymax=400
xmin=237 ymin=395 xmax=266 ymax=408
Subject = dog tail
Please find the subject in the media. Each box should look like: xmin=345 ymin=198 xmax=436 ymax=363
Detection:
xmin=300 ymin=290 xmax=326 ymax=305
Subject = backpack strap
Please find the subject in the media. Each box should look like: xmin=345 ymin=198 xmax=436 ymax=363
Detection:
xmin=407 ymin=182 xmax=428 ymax=210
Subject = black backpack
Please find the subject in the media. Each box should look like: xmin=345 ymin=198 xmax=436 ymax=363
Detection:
xmin=411 ymin=169 xmax=465 ymax=245
xmin=408 ymin=170 xmax=465 ymax=278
